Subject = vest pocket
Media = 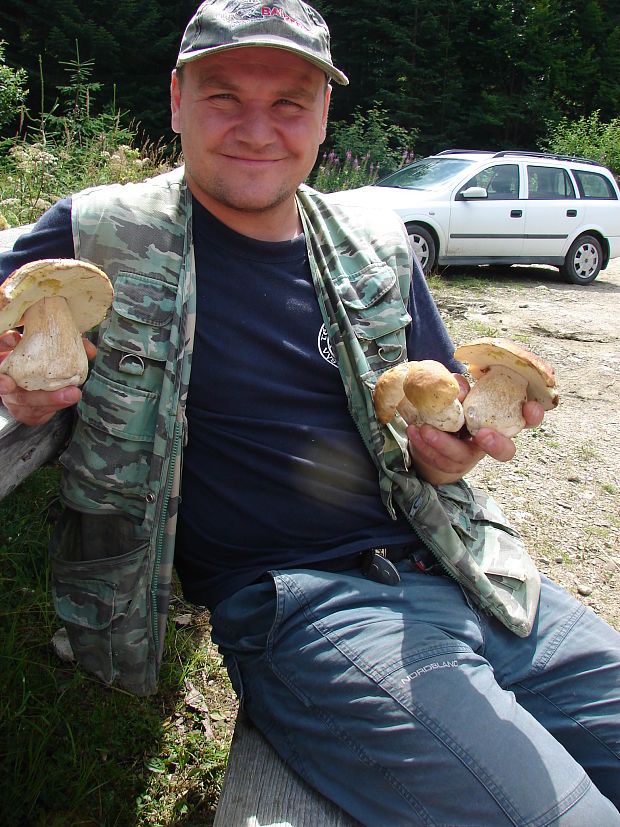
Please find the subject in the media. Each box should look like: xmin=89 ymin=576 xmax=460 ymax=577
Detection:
xmin=338 ymin=263 xmax=411 ymax=368
xmin=60 ymin=370 xmax=159 ymax=497
xmin=50 ymin=509 xmax=153 ymax=693
xmin=432 ymin=481 xmax=541 ymax=636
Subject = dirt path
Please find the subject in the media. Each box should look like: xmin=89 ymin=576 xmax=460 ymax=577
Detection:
xmin=431 ymin=258 xmax=620 ymax=629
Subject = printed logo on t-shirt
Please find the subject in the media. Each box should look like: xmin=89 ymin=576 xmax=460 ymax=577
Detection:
xmin=318 ymin=324 xmax=338 ymax=368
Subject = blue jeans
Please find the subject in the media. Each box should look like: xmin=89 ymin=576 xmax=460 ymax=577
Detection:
xmin=211 ymin=565 xmax=620 ymax=826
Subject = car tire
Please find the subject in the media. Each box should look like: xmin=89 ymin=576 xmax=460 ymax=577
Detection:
xmin=560 ymin=235 xmax=603 ymax=285
xmin=405 ymin=223 xmax=436 ymax=275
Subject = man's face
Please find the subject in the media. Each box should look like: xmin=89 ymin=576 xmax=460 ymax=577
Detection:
xmin=171 ymin=47 xmax=330 ymax=235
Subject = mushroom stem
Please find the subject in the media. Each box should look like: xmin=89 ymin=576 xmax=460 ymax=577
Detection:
xmin=0 ymin=295 xmax=88 ymax=390
xmin=462 ymin=366 xmax=528 ymax=437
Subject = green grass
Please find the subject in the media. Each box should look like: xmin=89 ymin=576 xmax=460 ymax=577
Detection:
xmin=0 ymin=467 xmax=233 ymax=826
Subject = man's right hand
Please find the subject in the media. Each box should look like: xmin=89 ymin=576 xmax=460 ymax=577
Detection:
xmin=0 ymin=331 xmax=96 ymax=426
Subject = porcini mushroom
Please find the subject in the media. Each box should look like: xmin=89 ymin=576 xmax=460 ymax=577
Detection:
xmin=454 ymin=337 xmax=558 ymax=437
xmin=374 ymin=359 xmax=465 ymax=432
xmin=0 ymin=259 xmax=113 ymax=390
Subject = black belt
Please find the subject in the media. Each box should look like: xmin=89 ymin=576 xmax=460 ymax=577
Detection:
xmin=301 ymin=544 xmax=442 ymax=586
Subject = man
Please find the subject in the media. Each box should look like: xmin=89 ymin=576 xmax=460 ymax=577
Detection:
xmin=1 ymin=2 xmax=619 ymax=823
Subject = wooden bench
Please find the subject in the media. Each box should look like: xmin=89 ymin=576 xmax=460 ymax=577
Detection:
xmin=0 ymin=225 xmax=361 ymax=827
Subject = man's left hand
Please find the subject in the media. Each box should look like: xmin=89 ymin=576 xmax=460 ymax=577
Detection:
xmin=406 ymin=374 xmax=545 ymax=486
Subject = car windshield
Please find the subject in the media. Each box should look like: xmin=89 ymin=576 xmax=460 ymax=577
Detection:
xmin=376 ymin=158 xmax=475 ymax=190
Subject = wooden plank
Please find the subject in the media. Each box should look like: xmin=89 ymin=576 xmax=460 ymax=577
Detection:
xmin=0 ymin=223 xmax=35 ymax=252
xmin=0 ymin=406 xmax=72 ymax=500
xmin=214 ymin=711 xmax=362 ymax=827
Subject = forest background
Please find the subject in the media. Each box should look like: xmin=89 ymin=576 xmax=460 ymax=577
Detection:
xmin=2 ymin=0 xmax=620 ymax=163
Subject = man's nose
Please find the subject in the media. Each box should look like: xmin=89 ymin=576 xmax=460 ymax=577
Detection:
xmin=234 ymin=104 xmax=276 ymax=145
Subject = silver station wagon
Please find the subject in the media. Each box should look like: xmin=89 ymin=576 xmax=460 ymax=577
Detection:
xmin=335 ymin=150 xmax=620 ymax=285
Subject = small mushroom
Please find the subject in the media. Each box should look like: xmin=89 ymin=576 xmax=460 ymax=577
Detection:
xmin=374 ymin=359 xmax=465 ymax=432
xmin=454 ymin=337 xmax=558 ymax=437
xmin=0 ymin=259 xmax=113 ymax=390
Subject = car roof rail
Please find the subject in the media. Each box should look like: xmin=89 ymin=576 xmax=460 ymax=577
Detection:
xmin=436 ymin=148 xmax=493 ymax=155
xmin=492 ymin=150 xmax=604 ymax=167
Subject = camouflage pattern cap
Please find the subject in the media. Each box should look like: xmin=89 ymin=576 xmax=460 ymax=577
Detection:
xmin=176 ymin=0 xmax=349 ymax=85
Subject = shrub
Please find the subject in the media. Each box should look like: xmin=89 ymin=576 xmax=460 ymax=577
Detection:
xmin=540 ymin=111 xmax=620 ymax=182
xmin=325 ymin=105 xmax=416 ymax=175
xmin=311 ymin=150 xmax=379 ymax=192
xmin=309 ymin=104 xmax=416 ymax=193
xmin=0 ymin=40 xmax=28 ymax=132
xmin=0 ymin=43 xmax=177 ymax=227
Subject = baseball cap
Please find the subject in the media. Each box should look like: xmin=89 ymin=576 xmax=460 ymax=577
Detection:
xmin=176 ymin=0 xmax=349 ymax=85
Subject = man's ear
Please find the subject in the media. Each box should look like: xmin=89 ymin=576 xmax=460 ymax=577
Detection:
xmin=320 ymin=83 xmax=332 ymax=143
xmin=170 ymin=69 xmax=181 ymax=134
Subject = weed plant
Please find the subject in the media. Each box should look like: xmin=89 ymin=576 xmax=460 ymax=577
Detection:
xmin=0 ymin=45 xmax=178 ymax=229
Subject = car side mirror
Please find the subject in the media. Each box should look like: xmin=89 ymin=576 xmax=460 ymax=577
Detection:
xmin=459 ymin=186 xmax=488 ymax=200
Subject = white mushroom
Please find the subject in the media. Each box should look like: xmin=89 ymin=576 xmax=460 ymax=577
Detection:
xmin=374 ymin=359 xmax=465 ymax=432
xmin=454 ymin=337 xmax=558 ymax=437
xmin=0 ymin=259 xmax=113 ymax=390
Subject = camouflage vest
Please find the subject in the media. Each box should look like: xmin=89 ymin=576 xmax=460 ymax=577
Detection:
xmin=299 ymin=187 xmax=540 ymax=639
xmin=49 ymin=167 xmax=194 ymax=695
xmin=48 ymin=170 xmax=539 ymax=697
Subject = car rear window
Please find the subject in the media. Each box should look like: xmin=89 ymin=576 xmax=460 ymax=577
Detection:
xmin=571 ymin=169 xmax=618 ymax=200
xmin=527 ymin=166 xmax=575 ymax=199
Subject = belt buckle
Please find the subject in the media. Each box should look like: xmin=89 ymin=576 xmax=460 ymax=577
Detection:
xmin=361 ymin=548 xmax=401 ymax=586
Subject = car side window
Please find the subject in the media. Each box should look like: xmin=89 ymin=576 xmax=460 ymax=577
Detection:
xmin=527 ymin=166 xmax=575 ymax=199
xmin=461 ymin=164 xmax=519 ymax=199
xmin=571 ymin=169 xmax=618 ymax=200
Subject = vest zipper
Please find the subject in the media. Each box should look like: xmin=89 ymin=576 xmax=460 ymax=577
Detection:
xmin=151 ymin=418 xmax=183 ymax=652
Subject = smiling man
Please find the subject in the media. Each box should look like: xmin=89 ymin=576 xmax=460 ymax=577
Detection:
xmin=171 ymin=48 xmax=331 ymax=238
xmin=1 ymin=2 xmax=619 ymax=824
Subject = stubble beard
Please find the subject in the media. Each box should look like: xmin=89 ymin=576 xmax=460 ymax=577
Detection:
xmin=197 ymin=168 xmax=299 ymax=216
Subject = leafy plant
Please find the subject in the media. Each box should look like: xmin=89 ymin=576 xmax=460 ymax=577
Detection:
xmin=540 ymin=111 xmax=620 ymax=182
xmin=0 ymin=42 xmax=178 ymax=227
xmin=325 ymin=104 xmax=416 ymax=177
xmin=0 ymin=39 xmax=28 ymax=132
xmin=311 ymin=149 xmax=380 ymax=192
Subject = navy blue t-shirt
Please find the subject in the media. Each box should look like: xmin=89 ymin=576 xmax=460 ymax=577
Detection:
xmin=1 ymin=197 xmax=459 ymax=608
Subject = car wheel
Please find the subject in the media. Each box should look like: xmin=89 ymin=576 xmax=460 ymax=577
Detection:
xmin=561 ymin=235 xmax=603 ymax=285
xmin=406 ymin=223 xmax=436 ymax=275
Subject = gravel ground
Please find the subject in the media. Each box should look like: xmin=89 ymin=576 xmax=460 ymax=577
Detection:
xmin=432 ymin=257 xmax=620 ymax=630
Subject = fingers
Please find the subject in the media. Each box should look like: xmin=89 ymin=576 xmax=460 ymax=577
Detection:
xmin=0 ymin=336 xmax=95 ymax=425
xmin=407 ymin=423 xmax=485 ymax=477
xmin=523 ymin=400 xmax=544 ymax=428
xmin=82 ymin=337 xmax=98 ymax=361
xmin=0 ymin=377 xmax=82 ymax=426
xmin=0 ymin=329 xmax=21 ymax=361
xmin=454 ymin=372 xmax=471 ymax=402
xmin=471 ymin=428 xmax=517 ymax=462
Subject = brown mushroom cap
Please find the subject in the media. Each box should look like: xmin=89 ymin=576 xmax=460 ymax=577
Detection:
xmin=374 ymin=360 xmax=464 ymax=432
xmin=0 ymin=258 xmax=113 ymax=334
xmin=373 ymin=362 xmax=410 ymax=424
xmin=454 ymin=337 xmax=558 ymax=410
xmin=403 ymin=360 xmax=460 ymax=414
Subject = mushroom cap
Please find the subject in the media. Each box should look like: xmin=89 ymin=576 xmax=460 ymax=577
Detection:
xmin=374 ymin=362 xmax=410 ymax=424
xmin=454 ymin=337 xmax=558 ymax=410
xmin=0 ymin=258 xmax=113 ymax=334
xmin=373 ymin=359 xmax=463 ymax=431
xmin=403 ymin=360 xmax=460 ymax=415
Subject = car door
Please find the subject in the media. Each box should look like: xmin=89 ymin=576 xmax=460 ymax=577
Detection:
xmin=570 ymin=167 xmax=620 ymax=243
xmin=522 ymin=165 xmax=579 ymax=259
xmin=447 ymin=163 xmax=525 ymax=260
